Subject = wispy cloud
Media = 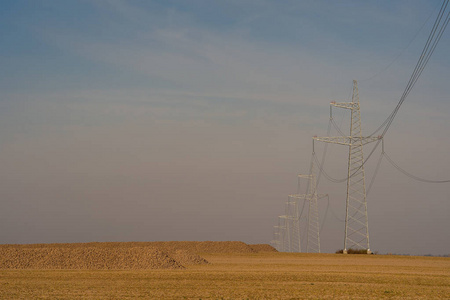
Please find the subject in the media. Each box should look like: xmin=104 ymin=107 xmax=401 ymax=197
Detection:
xmin=0 ymin=0 xmax=449 ymax=254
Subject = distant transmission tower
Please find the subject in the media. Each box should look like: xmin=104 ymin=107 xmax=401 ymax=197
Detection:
xmin=288 ymin=180 xmax=319 ymax=252
xmin=272 ymin=215 xmax=289 ymax=252
xmin=298 ymin=159 xmax=327 ymax=253
xmin=275 ymin=196 xmax=301 ymax=252
xmin=313 ymin=80 xmax=380 ymax=254
xmin=273 ymin=158 xmax=325 ymax=253
xmin=271 ymin=218 xmax=282 ymax=251
xmin=302 ymin=170 xmax=321 ymax=254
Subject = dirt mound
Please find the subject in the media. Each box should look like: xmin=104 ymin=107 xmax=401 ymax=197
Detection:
xmin=146 ymin=241 xmax=256 ymax=253
xmin=171 ymin=249 xmax=209 ymax=265
xmin=0 ymin=241 xmax=263 ymax=269
xmin=249 ymin=244 xmax=278 ymax=253
xmin=3 ymin=241 xmax=254 ymax=253
xmin=0 ymin=246 xmax=182 ymax=270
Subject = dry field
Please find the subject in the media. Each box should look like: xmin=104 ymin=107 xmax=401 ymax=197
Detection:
xmin=0 ymin=242 xmax=449 ymax=299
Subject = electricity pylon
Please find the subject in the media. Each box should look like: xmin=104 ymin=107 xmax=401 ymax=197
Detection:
xmin=313 ymin=80 xmax=380 ymax=254
xmin=279 ymin=215 xmax=290 ymax=251
xmin=287 ymin=158 xmax=325 ymax=253
xmin=287 ymin=195 xmax=301 ymax=252
xmin=304 ymin=171 xmax=320 ymax=254
xmin=275 ymin=196 xmax=301 ymax=252
xmin=272 ymin=155 xmax=326 ymax=253
xmin=272 ymin=215 xmax=289 ymax=252
xmin=271 ymin=218 xmax=282 ymax=251
xmin=290 ymin=173 xmax=321 ymax=253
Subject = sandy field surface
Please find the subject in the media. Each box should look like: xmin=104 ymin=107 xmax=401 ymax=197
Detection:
xmin=0 ymin=242 xmax=449 ymax=299
xmin=0 ymin=241 xmax=273 ymax=270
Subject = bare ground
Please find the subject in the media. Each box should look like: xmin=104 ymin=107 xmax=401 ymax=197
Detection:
xmin=0 ymin=243 xmax=449 ymax=299
xmin=0 ymin=241 xmax=265 ymax=270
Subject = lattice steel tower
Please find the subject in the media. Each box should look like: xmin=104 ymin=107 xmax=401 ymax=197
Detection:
xmin=276 ymin=195 xmax=302 ymax=252
xmin=305 ymin=170 xmax=320 ymax=254
xmin=313 ymin=80 xmax=380 ymax=254
xmin=272 ymin=169 xmax=322 ymax=252
xmin=294 ymin=171 xmax=321 ymax=253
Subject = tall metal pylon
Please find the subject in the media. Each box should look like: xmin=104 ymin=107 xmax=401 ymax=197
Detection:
xmin=271 ymin=217 xmax=283 ymax=251
xmin=290 ymin=173 xmax=321 ymax=253
xmin=304 ymin=170 xmax=320 ymax=254
xmin=313 ymin=80 xmax=380 ymax=254
xmin=287 ymin=195 xmax=302 ymax=252
xmin=272 ymin=214 xmax=291 ymax=252
xmin=302 ymin=158 xmax=327 ymax=253
xmin=272 ymin=153 xmax=327 ymax=253
xmin=275 ymin=195 xmax=301 ymax=252
xmin=285 ymin=158 xmax=325 ymax=253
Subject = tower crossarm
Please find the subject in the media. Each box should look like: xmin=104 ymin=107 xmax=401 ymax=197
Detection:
xmin=313 ymin=136 xmax=380 ymax=146
xmin=288 ymin=194 xmax=312 ymax=199
xmin=331 ymin=101 xmax=359 ymax=110
xmin=298 ymin=174 xmax=312 ymax=179
xmin=288 ymin=193 xmax=327 ymax=200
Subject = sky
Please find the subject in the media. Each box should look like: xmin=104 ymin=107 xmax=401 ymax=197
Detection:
xmin=0 ymin=0 xmax=449 ymax=255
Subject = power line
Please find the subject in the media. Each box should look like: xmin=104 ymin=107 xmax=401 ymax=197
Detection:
xmin=331 ymin=118 xmax=346 ymax=137
xmin=360 ymin=1 xmax=441 ymax=83
xmin=371 ymin=0 xmax=450 ymax=137
xmin=313 ymin=151 xmax=347 ymax=183
xmin=319 ymin=195 xmax=329 ymax=233
xmin=366 ymin=151 xmax=383 ymax=195
xmin=327 ymin=195 xmax=345 ymax=223
xmin=273 ymin=1 xmax=450 ymax=252
xmin=383 ymin=151 xmax=450 ymax=183
xmin=345 ymin=1 xmax=450 ymax=184
xmin=316 ymin=120 xmax=331 ymax=187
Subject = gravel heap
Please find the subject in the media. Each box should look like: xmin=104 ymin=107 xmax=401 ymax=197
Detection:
xmin=0 ymin=241 xmax=276 ymax=269
xmin=171 ymin=249 xmax=209 ymax=265
xmin=249 ymin=244 xmax=278 ymax=252
xmin=2 ymin=241 xmax=255 ymax=253
xmin=145 ymin=241 xmax=256 ymax=253
xmin=0 ymin=246 xmax=182 ymax=270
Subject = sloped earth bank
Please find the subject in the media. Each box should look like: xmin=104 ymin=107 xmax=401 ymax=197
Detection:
xmin=248 ymin=243 xmax=277 ymax=252
xmin=0 ymin=247 xmax=183 ymax=270
xmin=0 ymin=241 xmax=275 ymax=269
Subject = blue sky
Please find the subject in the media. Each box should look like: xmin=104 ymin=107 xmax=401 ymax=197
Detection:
xmin=0 ymin=0 xmax=449 ymax=255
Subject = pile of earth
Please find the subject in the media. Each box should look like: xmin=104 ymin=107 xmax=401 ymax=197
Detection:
xmin=248 ymin=244 xmax=278 ymax=252
xmin=0 ymin=241 xmax=276 ymax=270
xmin=0 ymin=246 xmax=182 ymax=270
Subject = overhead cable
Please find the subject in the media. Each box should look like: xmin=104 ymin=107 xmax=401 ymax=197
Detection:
xmin=383 ymin=152 xmax=450 ymax=183
xmin=360 ymin=2 xmax=441 ymax=83
xmin=366 ymin=151 xmax=384 ymax=195
xmin=371 ymin=0 xmax=450 ymax=137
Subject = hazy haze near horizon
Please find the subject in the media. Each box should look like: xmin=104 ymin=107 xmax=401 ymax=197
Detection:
xmin=0 ymin=0 xmax=449 ymax=255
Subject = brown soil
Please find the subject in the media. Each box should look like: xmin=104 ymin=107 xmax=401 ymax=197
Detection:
xmin=0 ymin=246 xmax=182 ymax=270
xmin=2 ymin=252 xmax=448 ymax=299
xmin=248 ymin=244 xmax=278 ymax=252
xmin=0 ymin=241 xmax=275 ymax=270
xmin=2 ymin=241 xmax=257 ymax=253
xmin=144 ymin=241 xmax=256 ymax=253
xmin=170 ymin=249 xmax=209 ymax=265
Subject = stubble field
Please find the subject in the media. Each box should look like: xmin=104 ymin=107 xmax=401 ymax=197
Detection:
xmin=0 ymin=242 xmax=449 ymax=299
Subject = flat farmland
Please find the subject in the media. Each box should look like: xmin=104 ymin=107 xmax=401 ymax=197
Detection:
xmin=1 ymin=251 xmax=449 ymax=299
